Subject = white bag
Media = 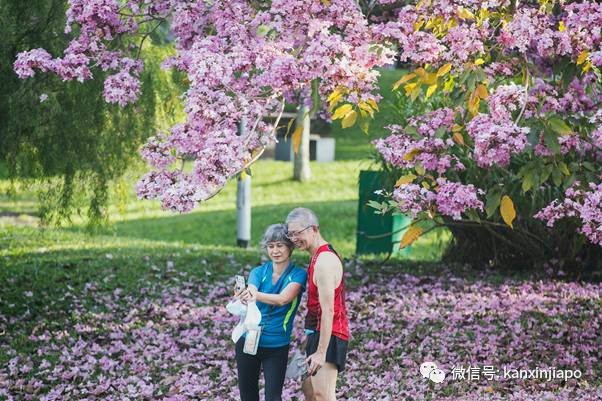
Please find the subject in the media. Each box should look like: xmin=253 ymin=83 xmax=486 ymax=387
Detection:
xmin=226 ymin=299 xmax=262 ymax=344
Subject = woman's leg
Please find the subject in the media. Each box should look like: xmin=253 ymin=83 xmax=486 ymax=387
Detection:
xmin=235 ymin=337 xmax=261 ymax=401
xmin=261 ymin=344 xmax=289 ymax=401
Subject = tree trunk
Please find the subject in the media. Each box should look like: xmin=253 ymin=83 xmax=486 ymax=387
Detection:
xmin=293 ymin=104 xmax=311 ymax=182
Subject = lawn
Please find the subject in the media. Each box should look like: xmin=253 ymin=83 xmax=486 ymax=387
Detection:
xmin=1 ymin=236 xmax=600 ymax=400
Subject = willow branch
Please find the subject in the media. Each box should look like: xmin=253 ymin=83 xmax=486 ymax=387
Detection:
xmin=515 ymin=54 xmax=530 ymax=125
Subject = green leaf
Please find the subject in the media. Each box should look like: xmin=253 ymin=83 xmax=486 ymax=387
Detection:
xmin=485 ymin=188 xmax=502 ymax=218
xmin=367 ymin=200 xmax=383 ymax=211
xmin=539 ymin=164 xmax=554 ymax=185
xmin=522 ymin=170 xmax=536 ymax=192
xmin=563 ymin=173 xmax=577 ymax=189
xmin=543 ymin=130 xmax=561 ymax=154
xmin=552 ymin=168 xmax=563 ymax=187
xmin=558 ymin=161 xmax=570 ymax=176
xmin=404 ymin=125 xmax=419 ymax=138
xmin=465 ymin=209 xmax=481 ymax=222
xmin=548 ymin=117 xmax=572 ymax=135
xmin=583 ymin=161 xmax=596 ymax=171
xmin=434 ymin=127 xmax=447 ymax=139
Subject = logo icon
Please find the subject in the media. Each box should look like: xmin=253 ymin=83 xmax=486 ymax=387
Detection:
xmin=420 ymin=361 xmax=446 ymax=383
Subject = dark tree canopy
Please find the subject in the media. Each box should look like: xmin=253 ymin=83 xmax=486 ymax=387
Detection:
xmin=1 ymin=0 xmax=181 ymax=226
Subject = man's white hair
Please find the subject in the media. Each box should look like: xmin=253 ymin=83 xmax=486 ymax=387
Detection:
xmin=286 ymin=207 xmax=319 ymax=227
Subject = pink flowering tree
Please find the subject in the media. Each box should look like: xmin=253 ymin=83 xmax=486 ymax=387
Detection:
xmin=363 ymin=0 xmax=602 ymax=269
xmin=14 ymin=0 xmax=394 ymax=213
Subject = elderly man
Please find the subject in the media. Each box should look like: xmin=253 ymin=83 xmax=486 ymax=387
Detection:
xmin=285 ymin=208 xmax=349 ymax=401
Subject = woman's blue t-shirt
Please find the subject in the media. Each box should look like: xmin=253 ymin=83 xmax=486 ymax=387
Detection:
xmin=247 ymin=261 xmax=307 ymax=348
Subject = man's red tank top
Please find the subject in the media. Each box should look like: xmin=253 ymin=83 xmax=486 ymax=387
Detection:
xmin=305 ymin=243 xmax=349 ymax=341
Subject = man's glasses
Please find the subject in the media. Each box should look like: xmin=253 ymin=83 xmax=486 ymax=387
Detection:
xmin=285 ymin=225 xmax=312 ymax=240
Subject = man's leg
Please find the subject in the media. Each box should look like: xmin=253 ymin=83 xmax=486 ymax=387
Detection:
xmin=310 ymin=362 xmax=338 ymax=401
xmin=302 ymin=377 xmax=316 ymax=401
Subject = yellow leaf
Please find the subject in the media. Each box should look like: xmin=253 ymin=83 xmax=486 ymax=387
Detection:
xmin=341 ymin=110 xmax=358 ymax=128
xmin=415 ymin=67 xmax=427 ymax=79
xmin=415 ymin=162 xmax=426 ymax=175
xmin=367 ymin=98 xmax=379 ymax=111
xmin=426 ymin=84 xmax=438 ymax=99
xmin=468 ymin=92 xmax=480 ymax=116
xmin=395 ymin=174 xmax=417 ymax=187
xmin=399 ymin=225 xmax=423 ymax=249
xmin=404 ymin=82 xmax=417 ymax=96
xmin=423 ymin=72 xmax=438 ymax=85
xmin=582 ymin=60 xmax=592 ymax=72
xmin=452 ymin=124 xmax=463 ymax=132
xmin=421 ymin=181 xmax=431 ymax=189
xmin=292 ymin=124 xmax=303 ymax=155
xmin=241 ymin=170 xmax=247 ymax=181
xmin=476 ymin=84 xmax=489 ymax=99
xmin=392 ymin=73 xmax=416 ymax=90
xmin=327 ymin=92 xmax=343 ymax=109
xmin=414 ymin=19 xmax=424 ymax=31
xmin=443 ymin=76 xmax=455 ymax=92
xmin=410 ymin=85 xmax=421 ymax=102
xmin=558 ymin=21 xmax=566 ymax=32
xmin=457 ymin=7 xmax=475 ymax=19
xmin=500 ymin=195 xmax=516 ymax=228
xmin=453 ymin=132 xmax=465 ymax=145
xmin=485 ymin=386 xmax=494 ymax=393
xmin=577 ymin=51 xmax=588 ymax=66
xmin=327 ymin=88 xmax=342 ymax=103
xmin=358 ymin=101 xmax=373 ymax=115
xmin=286 ymin=117 xmax=295 ymax=135
xmin=403 ymin=148 xmax=421 ymax=161
xmin=474 ymin=58 xmax=485 ymax=66
xmin=437 ymin=63 xmax=452 ymax=77
xmin=321 ymin=0 xmax=331 ymax=4
xmin=332 ymin=104 xmax=352 ymax=120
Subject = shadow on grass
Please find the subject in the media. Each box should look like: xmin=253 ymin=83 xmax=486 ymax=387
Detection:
xmin=77 ymin=200 xmax=360 ymax=255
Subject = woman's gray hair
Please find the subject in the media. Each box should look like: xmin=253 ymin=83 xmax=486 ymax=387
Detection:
xmin=285 ymin=207 xmax=319 ymax=227
xmin=260 ymin=224 xmax=295 ymax=251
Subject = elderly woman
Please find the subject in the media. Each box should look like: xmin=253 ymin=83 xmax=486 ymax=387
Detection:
xmin=234 ymin=223 xmax=308 ymax=401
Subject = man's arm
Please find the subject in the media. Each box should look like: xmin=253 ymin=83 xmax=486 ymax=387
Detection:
xmin=306 ymin=252 xmax=342 ymax=375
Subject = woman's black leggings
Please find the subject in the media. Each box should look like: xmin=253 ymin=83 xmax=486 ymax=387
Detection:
xmin=235 ymin=337 xmax=289 ymax=401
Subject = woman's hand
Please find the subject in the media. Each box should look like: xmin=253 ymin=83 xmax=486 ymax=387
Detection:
xmin=233 ymin=287 xmax=249 ymax=305
xmin=240 ymin=287 xmax=258 ymax=304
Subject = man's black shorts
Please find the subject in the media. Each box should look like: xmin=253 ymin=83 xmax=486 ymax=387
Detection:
xmin=306 ymin=331 xmax=348 ymax=372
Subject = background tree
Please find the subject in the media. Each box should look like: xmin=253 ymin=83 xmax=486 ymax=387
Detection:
xmin=2 ymin=0 xmax=182 ymax=226
xmin=364 ymin=0 xmax=602 ymax=272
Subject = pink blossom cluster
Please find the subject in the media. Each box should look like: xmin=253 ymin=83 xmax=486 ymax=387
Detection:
xmin=392 ymin=183 xmax=436 ymax=218
xmin=374 ymin=108 xmax=464 ymax=174
xmin=466 ymin=114 xmax=529 ymax=168
xmin=102 ymin=71 xmax=141 ymax=106
xmin=139 ymin=134 xmax=176 ymax=169
xmin=535 ymin=181 xmax=602 ymax=246
xmin=15 ymin=0 xmax=396 ymax=212
xmin=393 ymin=179 xmax=483 ymax=220
xmin=434 ymin=178 xmax=485 ymax=220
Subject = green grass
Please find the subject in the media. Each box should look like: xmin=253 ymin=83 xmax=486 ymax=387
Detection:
xmin=1 ymin=159 xmax=450 ymax=260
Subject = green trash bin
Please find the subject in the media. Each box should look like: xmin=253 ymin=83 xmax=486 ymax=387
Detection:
xmin=356 ymin=170 xmax=412 ymax=256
